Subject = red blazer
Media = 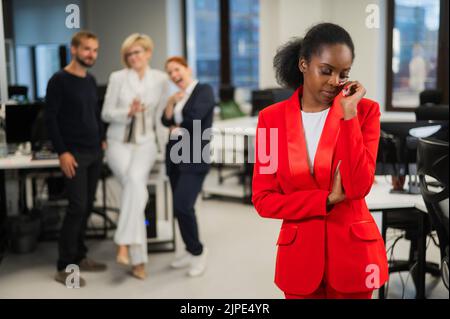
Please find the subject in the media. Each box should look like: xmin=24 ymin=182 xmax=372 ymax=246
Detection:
xmin=252 ymin=86 xmax=388 ymax=295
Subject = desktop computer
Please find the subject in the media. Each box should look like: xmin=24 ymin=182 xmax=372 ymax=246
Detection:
xmin=5 ymin=103 xmax=57 ymax=159
xmin=145 ymin=184 xmax=157 ymax=238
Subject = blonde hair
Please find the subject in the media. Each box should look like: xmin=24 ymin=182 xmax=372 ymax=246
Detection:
xmin=121 ymin=33 xmax=154 ymax=68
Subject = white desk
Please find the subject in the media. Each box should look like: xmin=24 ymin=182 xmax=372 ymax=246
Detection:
xmin=0 ymin=152 xmax=166 ymax=170
xmin=0 ymin=155 xmax=59 ymax=170
xmin=367 ymin=176 xmax=426 ymax=212
xmin=212 ymin=116 xmax=258 ymax=137
xmin=0 ymin=153 xmax=175 ymax=251
xmin=0 ymin=155 xmax=60 ymax=217
xmin=366 ymin=176 xmax=429 ymax=299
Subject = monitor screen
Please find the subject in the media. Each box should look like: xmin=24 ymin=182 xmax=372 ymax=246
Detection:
xmin=5 ymin=103 xmax=44 ymax=144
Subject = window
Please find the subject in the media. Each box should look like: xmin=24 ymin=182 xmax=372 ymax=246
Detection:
xmin=0 ymin=2 xmax=7 ymax=104
xmin=186 ymin=0 xmax=221 ymax=95
xmin=230 ymin=0 xmax=259 ymax=89
xmin=15 ymin=46 xmax=34 ymax=100
xmin=386 ymin=0 xmax=448 ymax=111
xmin=13 ymin=44 xmax=69 ymax=101
xmin=185 ymin=0 xmax=260 ymax=98
xmin=35 ymin=45 xmax=61 ymax=99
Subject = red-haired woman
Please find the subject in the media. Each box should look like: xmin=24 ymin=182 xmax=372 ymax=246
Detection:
xmin=161 ymin=57 xmax=215 ymax=277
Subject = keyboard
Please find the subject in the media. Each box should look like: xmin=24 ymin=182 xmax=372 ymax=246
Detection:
xmin=32 ymin=151 xmax=59 ymax=160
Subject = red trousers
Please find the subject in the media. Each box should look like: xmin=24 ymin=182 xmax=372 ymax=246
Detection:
xmin=284 ymin=278 xmax=373 ymax=299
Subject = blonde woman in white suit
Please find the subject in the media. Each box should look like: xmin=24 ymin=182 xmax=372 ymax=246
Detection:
xmin=102 ymin=34 xmax=169 ymax=279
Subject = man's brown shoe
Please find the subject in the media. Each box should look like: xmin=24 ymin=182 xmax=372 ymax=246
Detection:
xmin=54 ymin=271 xmax=86 ymax=288
xmin=79 ymin=258 xmax=107 ymax=272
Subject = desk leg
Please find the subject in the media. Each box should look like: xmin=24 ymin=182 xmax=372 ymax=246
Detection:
xmin=0 ymin=170 xmax=5 ymax=224
xmin=416 ymin=212 xmax=426 ymax=299
xmin=0 ymin=170 xmax=7 ymax=262
xmin=102 ymin=175 xmax=107 ymax=239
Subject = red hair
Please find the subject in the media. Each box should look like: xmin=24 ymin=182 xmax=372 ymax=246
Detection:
xmin=165 ymin=56 xmax=189 ymax=68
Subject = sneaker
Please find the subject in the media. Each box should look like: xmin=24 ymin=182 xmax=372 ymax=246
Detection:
xmin=170 ymin=252 xmax=193 ymax=269
xmin=54 ymin=271 xmax=86 ymax=288
xmin=188 ymin=248 xmax=208 ymax=277
xmin=79 ymin=257 xmax=107 ymax=272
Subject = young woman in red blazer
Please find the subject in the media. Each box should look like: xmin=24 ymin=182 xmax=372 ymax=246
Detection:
xmin=252 ymin=23 xmax=388 ymax=299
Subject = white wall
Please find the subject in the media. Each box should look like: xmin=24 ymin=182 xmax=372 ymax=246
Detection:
xmin=259 ymin=0 xmax=390 ymax=112
xmin=327 ymin=0 xmax=387 ymax=107
xmin=85 ymin=0 xmax=183 ymax=84
xmin=259 ymin=0 xmax=280 ymax=89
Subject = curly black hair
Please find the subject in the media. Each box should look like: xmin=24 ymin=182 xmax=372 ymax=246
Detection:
xmin=273 ymin=23 xmax=355 ymax=90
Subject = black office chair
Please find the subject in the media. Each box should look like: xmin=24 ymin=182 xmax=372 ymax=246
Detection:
xmin=417 ymin=138 xmax=449 ymax=290
xmin=377 ymin=130 xmax=441 ymax=298
xmin=420 ymin=90 xmax=443 ymax=106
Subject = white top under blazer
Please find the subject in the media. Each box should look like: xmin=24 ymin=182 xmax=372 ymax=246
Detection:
xmin=102 ymin=67 xmax=170 ymax=145
xmin=301 ymin=107 xmax=330 ymax=174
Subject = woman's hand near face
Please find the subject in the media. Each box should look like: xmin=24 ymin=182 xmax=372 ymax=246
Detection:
xmin=339 ymin=81 xmax=367 ymax=120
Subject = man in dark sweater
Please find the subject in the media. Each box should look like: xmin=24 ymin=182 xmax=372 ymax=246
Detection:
xmin=46 ymin=31 xmax=107 ymax=287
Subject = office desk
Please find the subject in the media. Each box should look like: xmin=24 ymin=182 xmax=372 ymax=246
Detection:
xmin=0 ymin=155 xmax=59 ymax=169
xmin=0 ymin=153 xmax=174 ymax=254
xmin=367 ymin=176 xmax=426 ymax=212
xmin=211 ymin=117 xmax=258 ymax=202
xmin=368 ymin=176 xmax=428 ymax=299
xmin=0 ymin=155 xmax=60 ymax=262
xmin=1 ymin=155 xmax=59 ymax=222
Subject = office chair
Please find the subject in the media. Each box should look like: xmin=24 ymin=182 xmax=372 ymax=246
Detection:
xmin=415 ymin=105 xmax=449 ymax=124
xmin=420 ymin=90 xmax=443 ymax=106
xmin=417 ymin=138 xmax=449 ymax=290
xmin=377 ymin=130 xmax=441 ymax=298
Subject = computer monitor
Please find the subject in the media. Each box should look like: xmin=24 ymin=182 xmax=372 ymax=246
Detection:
xmin=251 ymin=88 xmax=293 ymax=116
xmin=5 ymin=103 xmax=44 ymax=145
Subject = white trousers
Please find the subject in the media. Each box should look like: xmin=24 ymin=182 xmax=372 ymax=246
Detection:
xmin=106 ymin=139 xmax=157 ymax=265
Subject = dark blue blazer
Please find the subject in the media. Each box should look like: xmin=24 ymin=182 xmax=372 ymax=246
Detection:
xmin=161 ymin=83 xmax=216 ymax=174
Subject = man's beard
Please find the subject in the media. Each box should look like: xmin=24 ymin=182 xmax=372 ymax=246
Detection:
xmin=75 ymin=55 xmax=95 ymax=68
